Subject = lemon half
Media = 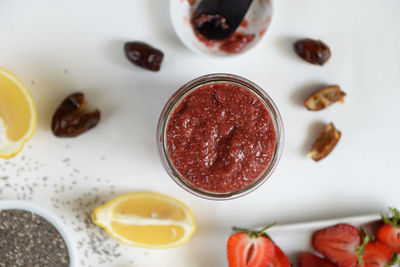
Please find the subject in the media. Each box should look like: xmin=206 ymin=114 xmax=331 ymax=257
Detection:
xmin=91 ymin=192 xmax=197 ymax=249
xmin=0 ymin=67 xmax=37 ymax=158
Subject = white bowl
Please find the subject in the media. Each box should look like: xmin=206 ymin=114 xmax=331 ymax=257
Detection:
xmin=0 ymin=200 xmax=78 ymax=267
xmin=170 ymin=0 xmax=273 ymax=57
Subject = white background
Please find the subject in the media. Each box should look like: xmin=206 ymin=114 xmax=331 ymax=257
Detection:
xmin=1 ymin=0 xmax=400 ymax=266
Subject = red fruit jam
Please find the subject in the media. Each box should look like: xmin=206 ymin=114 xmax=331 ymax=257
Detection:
xmin=166 ymin=82 xmax=276 ymax=193
xmin=191 ymin=16 xmax=255 ymax=54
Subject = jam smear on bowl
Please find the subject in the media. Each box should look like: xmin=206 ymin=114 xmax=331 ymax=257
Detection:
xmin=219 ymin=33 xmax=255 ymax=53
xmin=166 ymin=82 xmax=276 ymax=194
xmin=191 ymin=17 xmax=256 ymax=54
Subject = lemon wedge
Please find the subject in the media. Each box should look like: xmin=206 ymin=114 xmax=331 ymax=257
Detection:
xmin=0 ymin=67 xmax=37 ymax=158
xmin=91 ymin=192 xmax=197 ymax=249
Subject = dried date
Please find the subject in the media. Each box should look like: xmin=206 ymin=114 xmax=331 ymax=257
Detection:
xmin=124 ymin=41 xmax=164 ymax=71
xmin=309 ymin=123 xmax=341 ymax=161
xmin=51 ymin=92 xmax=100 ymax=137
xmin=304 ymin=85 xmax=346 ymax=111
xmin=293 ymin=39 xmax=331 ymax=65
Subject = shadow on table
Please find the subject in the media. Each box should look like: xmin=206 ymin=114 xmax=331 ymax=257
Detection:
xmin=300 ymin=120 xmax=326 ymax=156
xmin=290 ymin=82 xmax=328 ymax=108
xmin=274 ymin=36 xmax=300 ymax=62
xmin=145 ymin=0 xmax=186 ymax=50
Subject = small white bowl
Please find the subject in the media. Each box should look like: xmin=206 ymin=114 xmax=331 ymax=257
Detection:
xmin=170 ymin=0 xmax=273 ymax=57
xmin=0 ymin=200 xmax=78 ymax=267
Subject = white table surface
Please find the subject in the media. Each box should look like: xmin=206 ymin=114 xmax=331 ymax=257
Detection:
xmin=1 ymin=0 xmax=400 ymax=266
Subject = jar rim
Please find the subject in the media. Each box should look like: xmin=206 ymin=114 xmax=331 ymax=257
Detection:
xmin=157 ymin=73 xmax=284 ymax=200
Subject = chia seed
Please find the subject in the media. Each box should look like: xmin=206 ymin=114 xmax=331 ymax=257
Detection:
xmin=0 ymin=151 xmax=124 ymax=266
xmin=0 ymin=209 xmax=69 ymax=267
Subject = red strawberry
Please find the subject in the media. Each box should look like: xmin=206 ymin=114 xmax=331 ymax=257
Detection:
xmin=377 ymin=208 xmax=400 ymax=253
xmin=378 ymin=225 xmax=400 ymax=253
xmin=270 ymin=244 xmax=290 ymax=267
xmin=298 ymin=252 xmax=337 ymax=267
xmin=227 ymin=232 xmax=274 ymax=267
xmin=312 ymin=223 xmax=362 ymax=267
xmin=357 ymin=241 xmax=395 ymax=267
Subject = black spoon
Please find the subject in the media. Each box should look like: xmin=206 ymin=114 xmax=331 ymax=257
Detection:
xmin=193 ymin=0 xmax=254 ymax=40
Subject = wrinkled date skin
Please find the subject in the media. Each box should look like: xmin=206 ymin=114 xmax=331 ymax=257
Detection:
xmin=51 ymin=93 xmax=100 ymax=137
xmin=124 ymin=42 xmax=164 ymax=71
xmin=293 ymin=38 xmax=331 ymax=65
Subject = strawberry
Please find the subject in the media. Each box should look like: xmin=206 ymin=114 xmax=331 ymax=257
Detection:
xmin=227 ymin=224 xmax=291 ymax=267
xmin=312 ymin=223 xmax=362 ymax=267
xmin=357 ymin=241 xmax=396 ymax=267
xmin=377 ymin=208 xmax=400 ymax=253
xmin=298 ymin=252 xmax=337 ymax=267
xmin=270 ymin=244 xmax=290 ymax=267
xmin=227 ymin=232 xmax=274 ymax=267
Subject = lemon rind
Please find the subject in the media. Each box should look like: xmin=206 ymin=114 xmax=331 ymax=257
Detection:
xmin=91 ymin=192 xmax=197 ymax=249
xmin=0 ymin=67 xmax=37 ymax=159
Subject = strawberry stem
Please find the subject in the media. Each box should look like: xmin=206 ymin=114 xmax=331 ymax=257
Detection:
xmin=356 ymin=227 xmax=370 ymax=267
xmin=259 ymin=222 xmax=277 ymax=233
xmin=232 ymin=226 xmax=252 ymax=233
xmin=232 ymin=222 xmax=276 ymax=239
xmin=381 ymin=207 xmax=400 ymax=227
xmin=388 ymin=253 xmax=400 ymax=266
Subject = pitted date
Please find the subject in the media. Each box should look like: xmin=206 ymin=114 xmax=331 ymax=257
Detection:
xmin=293 ymin=38 xmax=331 ymax=65
xmin=51 ymin=92 xmax=100 ymax=137
xmin=304 ymin=85 xmax=346 ymax=111
xmin=308 ymin=122 xmax=341 ymax=161
xmin=124 ymin=41 xmax=164 ymax=71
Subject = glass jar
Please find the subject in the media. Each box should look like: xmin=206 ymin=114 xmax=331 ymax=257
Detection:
xmin=157 ymin=73 xmax=284 ymax=200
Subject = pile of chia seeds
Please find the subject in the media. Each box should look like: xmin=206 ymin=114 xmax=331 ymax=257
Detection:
xmin=0 ymin=147 xmax=133 ymax=266
xmin=0 ymin=209 xmax=69 ymax=267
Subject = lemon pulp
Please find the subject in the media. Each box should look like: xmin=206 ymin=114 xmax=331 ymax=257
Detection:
xmin=0 ymin=67 xmax=36 ymax=158
xmin=91 ymin=192 xmax=196 ymax=249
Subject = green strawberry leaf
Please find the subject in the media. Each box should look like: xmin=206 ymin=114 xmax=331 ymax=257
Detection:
xmin=232 ymin=222 xmax=276 ymax=239
xmin=388 ymin=252 xmax=400 ymax=266
xmin=356 ymin=227 xmax=370 ymax=267
xmin=381 ymin=207 xmax=400 ymax=227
